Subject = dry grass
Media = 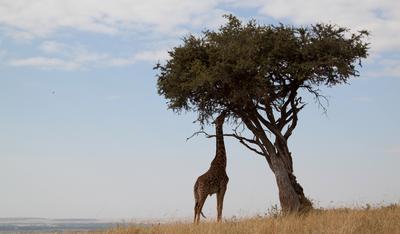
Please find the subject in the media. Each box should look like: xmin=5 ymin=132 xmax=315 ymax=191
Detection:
xmin=92 ymin=204 xmax=400 ymax=234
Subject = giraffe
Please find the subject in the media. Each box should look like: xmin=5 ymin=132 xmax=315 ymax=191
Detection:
xmin=193 ymin=112 xmax=229 ymax=224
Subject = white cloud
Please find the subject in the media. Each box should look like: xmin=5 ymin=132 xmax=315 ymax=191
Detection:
xmin=8 ymin=57 xmax=79 ymax=70
xmin=1 ymin=1 xmax=399 ymax=73
xmin=108 ymin=49 xmax=171 ymax=66
xmin=0 ymin=0 xmax=222 ymax=38
xmin=229 ymin=0 xmax=400 ymax=53
xmin=1 ymin=1 xmax=398 ymax=52
xmin=40 ymin=41 xmax=67 ymax=54
xmin=364 ymin=56 xmax=400 ymax=79
xmin=377 ymin=59 xmax=400 ymax=78
xmin=134 ymin=50 xmax=170 ymax=63
xmin=8 ymin=42 xmax=112 ymax=70
xmin=8 ymin=40 xmax=169 ymax=70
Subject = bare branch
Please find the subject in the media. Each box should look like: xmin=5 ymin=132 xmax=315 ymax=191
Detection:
xmin=186 ymin=129 xmax=210 ymax=141
xmin=186 ymin=126 xmax=266 ymax=157
xmin=233 ymin=119 xmax=246 ymax=135
xmin=231 ymin=127 xmax=268 ymax=157
xmin=301 ymin=84 xmax=329 ymax=114
xmin=233 ymin=135 xmax=265 ymax=156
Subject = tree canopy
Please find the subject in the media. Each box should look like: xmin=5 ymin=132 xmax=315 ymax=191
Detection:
xmin=156 ymin=15 xmax=368 ymax=125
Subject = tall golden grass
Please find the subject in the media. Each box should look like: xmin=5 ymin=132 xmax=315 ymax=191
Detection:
xmin=93 ymin=204 xmax=400 ymax=234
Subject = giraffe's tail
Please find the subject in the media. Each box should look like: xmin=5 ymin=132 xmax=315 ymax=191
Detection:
xmin=195 ymin=201 xmax=207 ymax=219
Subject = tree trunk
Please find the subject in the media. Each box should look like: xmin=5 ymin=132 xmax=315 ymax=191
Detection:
xmin=268 ymin=152 xmax=312 ymax=213
xmin=239 ymin=112 xmax=312 ymax=213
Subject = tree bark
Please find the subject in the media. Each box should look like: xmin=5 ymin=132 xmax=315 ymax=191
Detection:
xmin=269 ymin=151 xmax=312 ymax=213
xmin=269 ymin=155 xmax=300 ymax=212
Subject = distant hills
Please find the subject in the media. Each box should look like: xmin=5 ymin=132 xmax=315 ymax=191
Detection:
xmin=0 ymin=218 xmax=122 ymax=232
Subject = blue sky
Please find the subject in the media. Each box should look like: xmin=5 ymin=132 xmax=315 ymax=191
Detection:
xmin=0 ymin=0 xmax=399 ymax=220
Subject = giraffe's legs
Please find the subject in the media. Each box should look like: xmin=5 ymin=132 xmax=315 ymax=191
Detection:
xmin=216 ymin=187 xmax=226 ymax=222
xmin=195 ymin=196 xmax=207 ymax=224
xmin=193 ymin=201 xmax=198 ymax=223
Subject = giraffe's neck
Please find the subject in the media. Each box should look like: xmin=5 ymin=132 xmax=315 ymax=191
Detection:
xmin=211 ymin=118 xmax=226 ymax=169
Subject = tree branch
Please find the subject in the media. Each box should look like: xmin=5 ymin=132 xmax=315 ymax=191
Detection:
xmin=186 ymin=128 xmax=266 ymax=157
xmin=302 ymin=84 xmax=329 ymax=114
xmin=283 ymin=97 xmax=304 ymax=140
xmin=186 ymin=129 xmax=208 ymax=141
xmin=232 ymin=135 xmax=265 ymax=156
xmin=243 ymin=111 xmax=277 ymax=160
xmin=254 ymin=111 xmax=287 ymax=144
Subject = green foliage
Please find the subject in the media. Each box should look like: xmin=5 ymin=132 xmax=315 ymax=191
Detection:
xmin=156 ymin=14 xmax=369 ymax=124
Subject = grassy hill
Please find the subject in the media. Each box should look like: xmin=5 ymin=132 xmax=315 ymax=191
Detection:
xmin=91 ymin=204 xmax=399 ymax=234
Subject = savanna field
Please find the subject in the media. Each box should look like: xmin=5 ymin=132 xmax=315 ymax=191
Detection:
xmin=89 ymin=204 xmax=400 ymax=234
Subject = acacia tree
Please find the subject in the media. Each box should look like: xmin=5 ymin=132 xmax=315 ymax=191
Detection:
xmin=156 ymin=15 xmax=369 ymax=212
